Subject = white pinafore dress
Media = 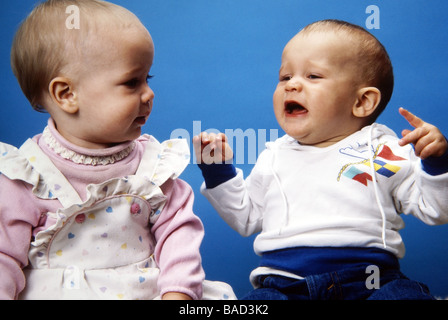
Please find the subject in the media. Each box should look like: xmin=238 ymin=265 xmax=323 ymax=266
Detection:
xmin=0 ymin=135 xmax=235 ymax=300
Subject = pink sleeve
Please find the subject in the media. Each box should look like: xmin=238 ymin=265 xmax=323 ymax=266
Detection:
xmin=0 ymin=176 xmax=42 ymax=299
xmin=151 ymin=178 xmax=205 ymax=300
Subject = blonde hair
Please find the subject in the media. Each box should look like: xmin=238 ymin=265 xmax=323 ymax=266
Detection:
xmin=300 ymin=20 xmax=394 ymax=122
xmin=11 ymin=0 xmax=144 ymax=111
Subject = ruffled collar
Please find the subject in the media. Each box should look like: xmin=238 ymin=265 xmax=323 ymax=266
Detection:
xmin=42 ymin=119 xmax=135 ymax=166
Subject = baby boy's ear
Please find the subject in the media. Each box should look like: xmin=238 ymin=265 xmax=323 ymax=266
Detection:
xmin=48 ymin=77 xmax=79 ymax=114
xmin=352 ymin=87 xmax=381 ymax=119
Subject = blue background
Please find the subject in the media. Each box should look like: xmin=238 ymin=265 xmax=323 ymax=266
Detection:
xmin=1 ymin=0 xmax=447 ymax=299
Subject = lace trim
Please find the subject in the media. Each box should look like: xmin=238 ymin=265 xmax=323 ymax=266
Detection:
xmin=42 ymin=127 xmax=135 ymax=166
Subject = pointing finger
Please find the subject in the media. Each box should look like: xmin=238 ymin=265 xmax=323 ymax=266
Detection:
xmin=399 ymin=107 xmax=425 ymax=129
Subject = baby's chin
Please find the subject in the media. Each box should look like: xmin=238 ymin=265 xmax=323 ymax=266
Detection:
xmin=287 ymin=133 xmax=336 ymax=148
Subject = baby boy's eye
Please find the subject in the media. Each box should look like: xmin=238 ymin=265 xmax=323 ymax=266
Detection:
xmin=279 ymin=75 xmax=291 ymax=81
xmin=308 ymin=74 xmax=322 ymax=80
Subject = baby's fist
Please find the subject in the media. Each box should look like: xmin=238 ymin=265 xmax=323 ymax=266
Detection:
xmin=193 ymin=132 xmax=234 ymax=164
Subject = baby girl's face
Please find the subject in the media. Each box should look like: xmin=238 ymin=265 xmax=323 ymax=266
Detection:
xmin=55 ymin=24 xmax=155 ymax=149
xmin=273 ymin=31 xmax=364 ymax=147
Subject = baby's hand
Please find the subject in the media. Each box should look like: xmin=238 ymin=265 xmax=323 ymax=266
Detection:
xmin=162 ymin=292 xmax=192 ymax=300
xmin=193 ymin=132 xmax=234 ymax=164
xmin=398 ymin=107 xmax=448 ymax=159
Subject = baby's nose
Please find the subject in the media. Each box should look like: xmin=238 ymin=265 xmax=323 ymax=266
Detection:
xmin=285 ymin=77 xmax=303 ymax=91
xmin=142 ymin=85 xmax=155 ymax=104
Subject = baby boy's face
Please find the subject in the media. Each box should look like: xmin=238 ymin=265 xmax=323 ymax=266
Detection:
xmin=273 ymin=30 xmax=365 ymax=147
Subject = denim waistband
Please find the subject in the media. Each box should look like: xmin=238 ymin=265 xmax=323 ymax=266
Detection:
xmin=260 ymin=246 xmax=400 ymax=277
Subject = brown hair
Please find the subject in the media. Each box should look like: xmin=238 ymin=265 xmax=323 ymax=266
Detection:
xmin=11 ymin=0 xmax=142 ymax=112
xmin=300 ymin=19 xmax=394 ymax=122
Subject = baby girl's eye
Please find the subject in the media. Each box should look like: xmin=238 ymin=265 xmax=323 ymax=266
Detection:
xmin=124 ymin=78 xmax=139 ymax=88
xmin=146 ymin=74 xmax=154 ymax=83
xmin=124 ymin=74 xmax=154 ymax=88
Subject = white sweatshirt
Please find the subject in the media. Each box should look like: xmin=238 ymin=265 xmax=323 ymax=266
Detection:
xmin=201 ymin=124 xmax=448 ymax=281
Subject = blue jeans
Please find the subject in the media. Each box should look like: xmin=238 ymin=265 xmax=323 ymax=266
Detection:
xmin=242 ymin=266 xmax=434 ymax=300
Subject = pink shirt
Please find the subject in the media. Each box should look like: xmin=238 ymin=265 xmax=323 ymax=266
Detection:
xmin=0 ymin=119 xmax=204 ymax=299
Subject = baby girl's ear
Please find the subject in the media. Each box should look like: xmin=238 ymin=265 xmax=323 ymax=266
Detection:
xmin=48 ymin=77 xmax=79 ymax=114
xmin=352 ymin=87 xmax=381 ymax=119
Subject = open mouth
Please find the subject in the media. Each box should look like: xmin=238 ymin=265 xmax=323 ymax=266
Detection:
xmin=134 ymin=116 xmax=147 ymax=125
xmin=285 ymin=101 xmax=307 ymax=116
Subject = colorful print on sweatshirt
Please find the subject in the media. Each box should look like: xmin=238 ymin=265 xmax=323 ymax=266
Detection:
xmin=337 ymin=143 xmax=407 ymax=186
